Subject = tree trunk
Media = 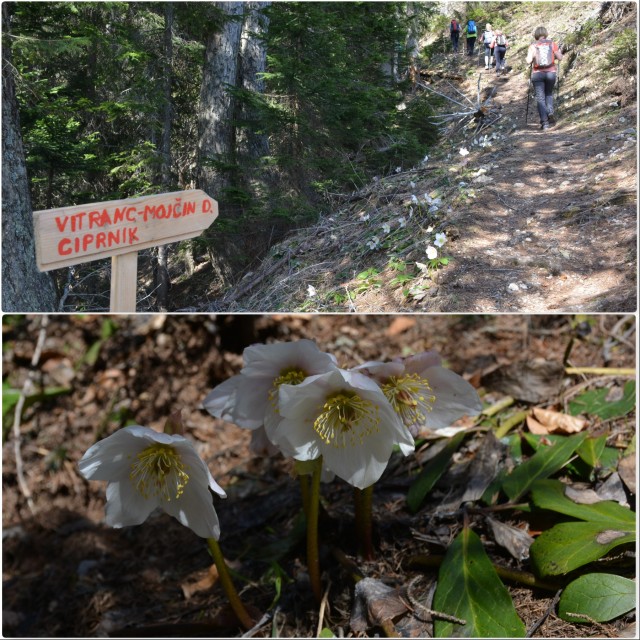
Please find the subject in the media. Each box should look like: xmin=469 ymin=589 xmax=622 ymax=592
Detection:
xmin=405 ymin=2 xmax=420 ymax=91
xmin=155 ymin=1 xmax=173 ymax=311
xmin=237 ymin=2 xmax=270 ymax=162
xmin=197 ymin=1 xmax=244 ymax=199
xmin=2 ymin=3 xmax=58 ymax=312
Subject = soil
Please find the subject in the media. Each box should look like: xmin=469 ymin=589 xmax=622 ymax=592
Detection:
xmin=2 ymin=314 xmax=636 ymax=637
xmin=187 ymin=1 xmax=636 ymax=314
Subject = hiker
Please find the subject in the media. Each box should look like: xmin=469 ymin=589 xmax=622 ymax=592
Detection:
xmin=526 ymin=26 xmax=563 ymax=130
xmin=465 ymin=19 xmax=477 ymax=55
xmin=450 ymin=19 xmax=461 ymax=53
xmin=480 ymin=23 xmax=495 ymax=69
xmin=492 ymin=29 xmax=508 ymax=74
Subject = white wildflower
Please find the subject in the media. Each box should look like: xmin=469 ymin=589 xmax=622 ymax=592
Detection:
xmin=78 ymin=426 xmax=226 ymax=539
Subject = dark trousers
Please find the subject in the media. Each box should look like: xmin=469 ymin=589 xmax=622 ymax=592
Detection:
xmin=451 ymin=31 xmax=460 ymax=52
xmin=466 ymin=36 xmax=476 ymax=55
xmin=532 ymin=70 xmax=557 ymax=123
xmin=494 ymin=45 xmax=507 ymax=70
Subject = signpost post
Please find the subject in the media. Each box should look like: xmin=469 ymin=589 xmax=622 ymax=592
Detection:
xmin=33 ymin=189 xmax=218 ymax=312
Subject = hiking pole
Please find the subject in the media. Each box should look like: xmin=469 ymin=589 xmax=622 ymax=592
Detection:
xmin=555 ymin=57 xmax=561 ymax=114
xmin=525 ymin=63 xmax=532 ymax=124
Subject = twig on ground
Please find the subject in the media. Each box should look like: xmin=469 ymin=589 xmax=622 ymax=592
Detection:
xmin=405 ymin=575 xmax=466 ymax=626
xmin=564 ymin=367 xmax=635 ymax=376
xmin=344 ymin=286 xmax=357 ymax=312
xmin=526 ymin=589 xmax=562 ymax=638
xmin=12 ymin=315 xmax=50 ymax=514
xmin=241 ymin=612 xmax=272 ymax=638
xmin=316 ymin=580 xmax=332 ymax=637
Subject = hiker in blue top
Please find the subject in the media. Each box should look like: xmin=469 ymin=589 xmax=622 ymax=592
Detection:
xmin=465 ymin=20 xmax=477 ymax=56
xmin=450 ymin=19 xmax=461 ymax=53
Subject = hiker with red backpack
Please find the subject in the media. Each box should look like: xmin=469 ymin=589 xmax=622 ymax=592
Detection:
xmin=492 ymin=29 xmax=509 ymax=74
xmin=526 ymin=26 xmax=564 ymax=130
xmin=450 ymin=19 xmax=461 ymax=53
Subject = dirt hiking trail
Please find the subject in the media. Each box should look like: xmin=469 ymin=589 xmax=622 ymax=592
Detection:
xmin=183 ymin=2 xmax=636 ymax=313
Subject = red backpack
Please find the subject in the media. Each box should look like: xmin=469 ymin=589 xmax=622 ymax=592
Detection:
xmin=534 ymin=39 xmax=555 ymax=67
xmin=451 ymin=20 xmax=460 ymax=33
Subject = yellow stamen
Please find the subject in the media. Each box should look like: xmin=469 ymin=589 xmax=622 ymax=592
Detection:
xmin=269 ymin=367 xmax=308 ymax=408
xmin=313 ymin=391 xmax=380 ymax=448
xmin=129 ymin=443 xmax=189 ymax=501
xmin=382 ymin=374 xmax=435 ymax=427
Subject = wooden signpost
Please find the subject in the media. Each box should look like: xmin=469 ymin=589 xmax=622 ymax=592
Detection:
xmin=33 ymin=189 xmax=218 ymax=312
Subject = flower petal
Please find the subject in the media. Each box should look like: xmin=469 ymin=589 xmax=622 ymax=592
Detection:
xmin=104 ymin=479 xmax=158 ymax=528
xmin=78 ymin=426 xmax=149 ymax=481
xmin=203 ymin=375 xmax=270 ymax=429
xmin=351 ymin=360 xmax=404 ymax=383
xmin=422 ymin=366 xmax=482 ymax=429
xmin=276 ymin=417 xmax=321 ymax=460
xmin=241 ymin=339 xmax=338 ymax=378
xmin=163 ymin=481 xmax=222 ymax=539
xmin=175 ymin=442 xmax=227 ymax=499
xmin=402 ymin=350 xmax=443 ymax=371
xmin=249 ymin=426 xmax=281 ymax=456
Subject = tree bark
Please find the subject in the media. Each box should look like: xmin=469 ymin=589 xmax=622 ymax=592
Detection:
xmin=197 ymin=1 xmax=244 ymax=198
xmin=2 ymin=3 xmax=58 ymax=312
xmin=237 ymin=1 xmax=270 ymax=162
xmin=155 ymin=1 xmax=174 ymax=311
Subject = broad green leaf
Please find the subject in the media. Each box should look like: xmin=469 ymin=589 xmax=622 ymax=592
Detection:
xmin=502 ymin=432 xmax=587 ymax=502
xmin=407 ymin=431 xmax=467 ymax=512
xmin=576 ymin=435 xmax=607 ymax=467
xmin=558 ymin=573 xmax=636 ymax=622
xmin=530 ymin=479 xmax=635 ymax=527
xmin=569 ymin=381 xmax=635 ymax=419
xmin=433 ymin=527 xmax=526 ymax=638
xmin=530 ymin=522 xmax=635 ymax=576
xmin=318 ymin=629 xmax=335 ymax=638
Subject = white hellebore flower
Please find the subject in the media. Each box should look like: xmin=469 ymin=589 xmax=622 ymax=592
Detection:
xmin=353 ymin=351 xmax=482 ymax=437
xmin=272 ymin=369 xmax=415 ymax=489
xmin=434 ymin=232 xmax=447 ymax=248
xmin=426 ymin=245 xmax=438 ymax=260
xmin=307 ymin=284 xmax=318 ymax=297
xmin=382 ymin=222 xmax=391 ymax=234
xmin=366 ymin=236 xmax=381 ymax=250
xmin=397 ymin=216 xmax=407 ymax=228
xmin=78 ymin=425 xmax=226 ymax=539
xmin=203 ymin=340 xmax=338 ymax=438
xmin=459 ymin=147 xmax=470 ymax=157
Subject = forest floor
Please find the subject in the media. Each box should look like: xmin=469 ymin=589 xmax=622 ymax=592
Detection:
xmin=183 ymin=2 xmax=636 ymax=314
xmin=2 ymin=314 xmax=636 ymax=638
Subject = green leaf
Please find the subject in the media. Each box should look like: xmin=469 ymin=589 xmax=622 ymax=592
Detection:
xmin=569 ymin=381 xmax=635 ymax=419
xmin=529 ymin=522 xmax=635 ymax=576
xmin=576 ymin=435 xmax=607 ymax=467
xmin=502 ymin=432 xmax=588 ymax=502
xmin=407 ymin=431 xmax=467 ymax=512
xmin=558 ymin=573 xmax=636 ymax=623
xmin=318 ymin=629 xmax=336 ymax=638
xmin=433 ymin=527 xmax=526 ymax=637
xmin=530 ymin=479 xmax=635 ymax=527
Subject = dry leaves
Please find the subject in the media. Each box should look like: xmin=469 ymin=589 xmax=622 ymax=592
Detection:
xmin=526 ymin=407 xmax=587 ymax=435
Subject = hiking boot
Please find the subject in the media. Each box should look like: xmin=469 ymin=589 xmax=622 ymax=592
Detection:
xmin=541 ymin=122 xmax=550 ymax=131
xmin=547 ymin=112 xmax=556 ymax=125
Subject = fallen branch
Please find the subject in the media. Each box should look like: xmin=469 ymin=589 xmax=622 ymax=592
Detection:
xmin=564 ymin=367 xmax=635 ymax=376
xmin=12 ymin=315 xmax=50 ymax=514
xmin=222 ymin=249 xmax=293 ymax=304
